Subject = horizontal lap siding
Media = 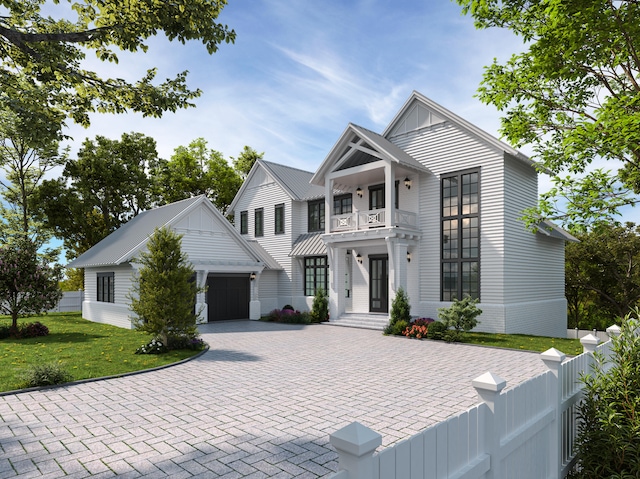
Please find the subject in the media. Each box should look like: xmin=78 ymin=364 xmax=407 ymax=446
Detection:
xmin=390 ymin=122 xmax=506 ymax=305
xmin=83 ymin=264 xmax=135 ymax=328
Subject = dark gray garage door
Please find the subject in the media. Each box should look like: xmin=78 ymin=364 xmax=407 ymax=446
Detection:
xmin=206 ymin=274 xmax=250 ymax=321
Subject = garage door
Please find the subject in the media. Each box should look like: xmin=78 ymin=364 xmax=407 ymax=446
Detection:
xmin=206 ymin=274 xmax=250 ymax=321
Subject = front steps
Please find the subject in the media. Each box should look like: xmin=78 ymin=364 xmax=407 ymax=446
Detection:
xmin=323 ymin=312 xmax=390 ymax=331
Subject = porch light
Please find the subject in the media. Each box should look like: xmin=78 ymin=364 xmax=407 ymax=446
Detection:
xmin=356 ymin=253 xmax=363 ymax=264
xmin=404 ymin=177 xmax=412 ymax=189
xmin=356 ymin=187 xmax=363 ymax=198
xmin=407 ymin=252 xmax=412 ymax=262
xmin=250 ymin=272 xmax=256 ymax=281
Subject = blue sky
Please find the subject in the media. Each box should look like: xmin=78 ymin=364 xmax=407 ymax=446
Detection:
xmin=65 ymin=0 xmax=523 ymax=169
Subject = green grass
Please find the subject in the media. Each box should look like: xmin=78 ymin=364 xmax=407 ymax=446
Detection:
xmin=461 ymin=331 xmax=584 ymax=356
xmin=0 ymin=312 xmax=202 ymax=393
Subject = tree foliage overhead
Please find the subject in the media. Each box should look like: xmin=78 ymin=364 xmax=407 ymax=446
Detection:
xmin=0 ymin=0 xmax=235 ymax=126
xmin=456 ymin=0 xmax=640 ymax=229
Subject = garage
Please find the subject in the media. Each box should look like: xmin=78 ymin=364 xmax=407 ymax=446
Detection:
xmin=206 ymin=274 xmax=250 ymax=321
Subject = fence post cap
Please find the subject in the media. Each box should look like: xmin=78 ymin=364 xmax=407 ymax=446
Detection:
xmin=472 ymin=371 xmax=507 ymax=392
xmin=580 ymin=333 xmax=600 ymax=346
xmin=330 ymin=421 xmax=382 ymax=456
xmin=606 ymin=324 xmax=622 ymax=337
xmin=541 ymin=347 xmax=566 ymax=364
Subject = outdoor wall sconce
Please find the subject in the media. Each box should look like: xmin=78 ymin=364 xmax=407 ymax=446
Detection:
xmin=356 ymin=253 xmax=363 ymax=264
xmin=356 ymin=187 xmax=363 ymax=197
xmin=250 ymin=272 xmax=256 ymax=281
xmin=404 ymin=177 xmax=412 ymax=189
xmin=407 ymin=252 xmax=412 ymax=262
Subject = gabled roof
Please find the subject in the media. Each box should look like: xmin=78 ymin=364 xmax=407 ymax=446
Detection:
xmin=228 ymin=160 xmax=326 ymax=214
xmin=383 ymin=91 xmax=534 ymax=167
xmin=310 ymin=123 xmax=431 ymax=187
xmin=67 ymin=196 xmax=262 ymax=269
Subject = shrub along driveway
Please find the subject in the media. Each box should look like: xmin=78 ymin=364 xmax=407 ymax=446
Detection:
xmin=0 ymin=321 xmax=549 ymax=478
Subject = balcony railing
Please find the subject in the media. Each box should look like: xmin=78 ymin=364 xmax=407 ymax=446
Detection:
xmin=330 ymin=209 xmax=417 ymax=232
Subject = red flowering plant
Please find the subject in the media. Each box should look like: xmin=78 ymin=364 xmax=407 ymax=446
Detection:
xmin=402 ymin=318 xmax=435 ymax=339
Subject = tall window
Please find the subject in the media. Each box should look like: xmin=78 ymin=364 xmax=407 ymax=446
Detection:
xmin=369 ymin=182 xmax=400 ymax=210
xmin=275 ymin=204 xmax=285 ymax=234
xmin=255 ymin=208 xmax=264 ymax=237
xmin=441 ymin=170 xmax=480 ymax=301
xmin=333 ymin=194 xmax=352 ymax=215
xmin=308 ymin=199 xmax=325 ymax=232
xmin=240 ymin=211 xmax=248 ymax=234
xmin=97 ymin=272 xmax=114 ymax=303
xmin=304 ymin=256 xmax=328 ymax=296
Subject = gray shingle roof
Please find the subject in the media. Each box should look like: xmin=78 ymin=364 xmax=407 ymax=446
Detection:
xmin=67 ymin=196 xmax=209 ymax=269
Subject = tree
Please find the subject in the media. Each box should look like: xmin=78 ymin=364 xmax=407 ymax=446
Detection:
xmin=0 ymin=0 xmax=235 ymax=128
xmin=456 ymin=0 xmax=640 ymax=229
xmin=438 ymin=296 xmax=482 ymax=342
xmin=384 ymin=287 xmax=411 ymax=335
xmin=0 ymin=238 xmax=63 ymax=330
xmin=128 ymin=227 xmax=203 ymax=349
xmin=154 ymin=138 xmax=242 ymax=214
xmin=572 ymin=313 xmax=640 ymax=477
xmin=565 ymin=223 xmax=640 ymax=328
xmin=0 ymin=101 xmax=67 ymax=258
xmin=34 ymin=132 xmax=159 ymax=260
xmin=232 ymin=146 xmax=264 ymax=179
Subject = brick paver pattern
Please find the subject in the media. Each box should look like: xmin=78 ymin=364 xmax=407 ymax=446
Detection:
xmin=0 ymin=321 xmax=550 ymax=478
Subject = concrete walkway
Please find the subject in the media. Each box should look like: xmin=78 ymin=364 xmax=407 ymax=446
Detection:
xmin=0 ymin=321 xmax=549 ymax=478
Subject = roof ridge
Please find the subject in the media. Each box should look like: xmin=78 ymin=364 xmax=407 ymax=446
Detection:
xmin=260 ymin=159 xmax=314 ymax=176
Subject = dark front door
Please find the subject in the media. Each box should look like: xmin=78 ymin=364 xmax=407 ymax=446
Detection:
xmin=369 ymin=255 xmax=389 ymax=313
xmin=207 ymin=274 xmax=250 ymax=321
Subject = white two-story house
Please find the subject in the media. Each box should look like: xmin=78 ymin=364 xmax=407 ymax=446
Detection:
xmin=229 ymin=91 xmax=574 ymax=337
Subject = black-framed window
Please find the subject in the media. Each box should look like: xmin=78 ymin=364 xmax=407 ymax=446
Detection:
xmin=304 ymin=256 xmax=328 ymax=296
xmin=369 ymin=182 xmax=400 ymax=210
xmin=308 ymin=199 xmax=325 ymax=232
xmin=240 ymin=210 xmax=248 ymax=234
xmin=275 ymin=204 xmax=285 ymax=234
xmin=441 ymin=170 xmax=480 ymax=301
xmin=255 ymin=208 xmax=264 ymax=237
xmin=333 ymin=194 xmax=352 ymax=215
xmin=97 ymin=272 xmax=114 ymax=303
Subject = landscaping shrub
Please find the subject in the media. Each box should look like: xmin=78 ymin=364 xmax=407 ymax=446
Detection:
xmin=438 ymin=297 xmax=482 ymax=342
xmin=21 ymin=363 xmax=73 ymax=388
xmin=167 ymin=335 xmax=207 ymax=351
xmin=135 ymin=337 xmax=168 ymax=354
xmin=384 ymin=287 xmax=411 ymax=335
xmin=310 ymin=288 xmax=329 ymax=322
xmin=426 ymin=321 xmax=448 ymax=340
xmin=0 ymin=321 xmax=50 ymax=339
xmin=282 ymin=304 xmax=295 ymax=311
xmin=264 ymin=308 xmax=312 ymax=324
xmin=0 ymin=324 xmax=11 ymax=339
xmin=570 ymin=313 xmax=640 ymax=478
xmin=387 ymin=319 xmax=409 ymax=336
xmin=402 ymin=318 xmax=435 ymax=339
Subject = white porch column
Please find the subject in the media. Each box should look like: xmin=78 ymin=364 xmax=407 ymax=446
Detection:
xmin=384 ymin=162 xmax=395 ymax=228
xmin=195 ymin=269 xmax=209 ymax=324
xmin=394 ymin=241 xmax=408 ymax=293
xmin=325 ymin=178 xmax=333 ymax=233
xmin=327 ymin=244 xmax=339 ymax=321
xmin=249 ymin=270 xmax=261 ymax=320
xmin=385 ymin=236 xmax=397 ymax=305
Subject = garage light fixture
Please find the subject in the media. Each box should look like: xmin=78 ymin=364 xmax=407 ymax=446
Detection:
xmin=250 ymin=272 xmax=256 ymax=281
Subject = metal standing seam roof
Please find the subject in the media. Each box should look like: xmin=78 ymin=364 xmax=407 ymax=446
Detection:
xmin=260 ymin=160 xmax=325 ymax=200
xmin=67 ymin=196 xmax=206 ymax=269
xmin=289 ymin=233 xmax=327 ymax=257
xmin=245 ymin=241 xmax=284 ymax=270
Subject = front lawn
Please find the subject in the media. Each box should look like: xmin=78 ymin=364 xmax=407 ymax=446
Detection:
xmin=0 ymin=312 xmax=202 ymax=393
xmin=461 ymin=331 xmax=584 ymax=356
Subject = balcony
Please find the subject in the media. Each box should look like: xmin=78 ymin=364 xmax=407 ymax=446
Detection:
xmin=330 ymin=209 xmax=417 ymax=232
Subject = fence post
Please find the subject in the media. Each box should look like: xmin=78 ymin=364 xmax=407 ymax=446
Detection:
xmin=606 ymin=324 xmax=621 ymax=339
xmin=541 ymin=348 xmax=566 ymax=479
xmin=330 ymin=422 xmax=382 ymax=479
xmin=473 ymin=371 xmax=506 ymax=479
xmin=580 ymin=333 xmax=600 ymax=354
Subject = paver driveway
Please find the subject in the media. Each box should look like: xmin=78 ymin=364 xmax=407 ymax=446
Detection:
xmin=1 ymin=321 xmax=550 ymax=478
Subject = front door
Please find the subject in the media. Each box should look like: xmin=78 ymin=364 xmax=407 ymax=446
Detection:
xmin=369 ymin=255 xmax=388 ymax=313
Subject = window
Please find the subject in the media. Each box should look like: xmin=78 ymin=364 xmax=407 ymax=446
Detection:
xmin=255 ymin=208 xmax=264 ymax=237
xmin=97 ymin=272 xmax=114 ymax=303
xmin=240 ymin=210 xmax=248 ymax=234
xmin=308 ymin=199 xmax=325 ymax=232
xmin=304 ymin=256 xmax=328 ymax=296
xmin=369 ymin=182 xmax=400 ymax=210
xmin=441 ymin=170 xmax=480 ymax=301
xmin=333 ymin=194 xmax=352 ymax=215
xmin=275 ymin=204 xmax=285 ymax=234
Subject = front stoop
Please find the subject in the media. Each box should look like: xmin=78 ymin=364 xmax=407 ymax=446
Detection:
xmin=323 ymin=313 xmax=390 ymax=331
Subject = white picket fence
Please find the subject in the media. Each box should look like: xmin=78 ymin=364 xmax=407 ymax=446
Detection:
xmin=329 ymin=327 xmax=619 ymax=479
